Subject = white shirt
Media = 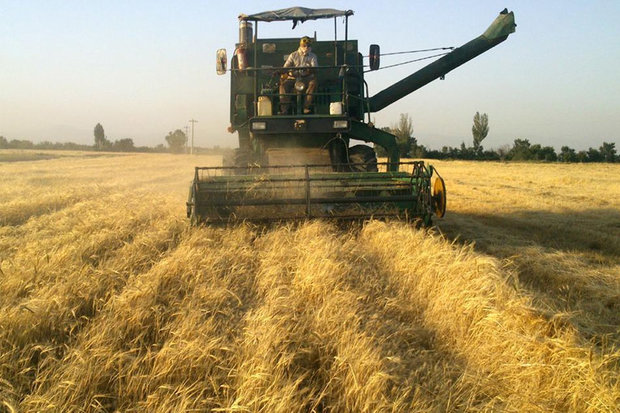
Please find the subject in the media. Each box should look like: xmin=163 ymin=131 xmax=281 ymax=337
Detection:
xmin=284 ymin=47 xmax=318 ymax=72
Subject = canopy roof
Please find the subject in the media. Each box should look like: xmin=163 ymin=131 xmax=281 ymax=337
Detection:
xmin=239 ymin=7 xmax=353 ymax=23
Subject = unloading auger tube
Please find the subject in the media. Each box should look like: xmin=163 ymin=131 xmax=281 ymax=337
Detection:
xmin=368 ymin=9 xmax=516 ymax=112
xmin=187 ymin=7 xmax=514 ymax=224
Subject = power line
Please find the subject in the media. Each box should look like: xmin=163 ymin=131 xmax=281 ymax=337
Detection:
xmin=373 ymin=52 xmax=452 ymax=71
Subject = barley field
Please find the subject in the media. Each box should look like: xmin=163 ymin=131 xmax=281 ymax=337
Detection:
xmin=0 ymin=150 xmax=618 ymax=412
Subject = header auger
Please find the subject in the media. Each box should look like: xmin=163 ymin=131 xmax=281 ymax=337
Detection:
xmin=187 ymin=7 xmax=515 ymax=224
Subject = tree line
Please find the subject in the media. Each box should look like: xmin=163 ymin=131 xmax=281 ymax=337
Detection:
xmin=0 ymin=123 xmax=166 ymax=153
xmin=1 ymin=124 xmax=202 ymax=154
xmin=2 ymin=117 xmax=617 ymax=162
xmin=375 ymin=113 xmax=618 ymax=163
xmin=94 ymin=123 xmax=192 ymax=153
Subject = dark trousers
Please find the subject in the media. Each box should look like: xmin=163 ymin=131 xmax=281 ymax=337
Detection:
xmin=279 ymin=76 xmax=317 ymax=113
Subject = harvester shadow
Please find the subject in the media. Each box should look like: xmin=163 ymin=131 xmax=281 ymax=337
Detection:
xmin=438 ymin=209 xmax=620 ymax=260
xmin=437 ymin=209 xmax=620 ymax=345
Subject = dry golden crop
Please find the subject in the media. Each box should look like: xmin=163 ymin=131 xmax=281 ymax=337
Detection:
xmin=0 ymin=150 xmax=618 ymax=412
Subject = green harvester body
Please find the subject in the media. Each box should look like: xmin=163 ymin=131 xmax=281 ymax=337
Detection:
xmin=188 ymin=7 xmax=515 ymax=223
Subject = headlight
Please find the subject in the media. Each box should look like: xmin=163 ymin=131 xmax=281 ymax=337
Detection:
xmin=294 ymin=80 xmax=306 ymax=92
xmin=333 ymin=120 xmax=348 ymax=129
xmin=252 ymin=121 xmax=267 ymax=130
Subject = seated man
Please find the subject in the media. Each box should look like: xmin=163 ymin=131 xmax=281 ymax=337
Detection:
xmin=279 ymin=36 xmax=318 ymax=114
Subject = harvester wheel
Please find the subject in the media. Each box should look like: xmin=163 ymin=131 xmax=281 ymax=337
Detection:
xmin=234 ymin=149 xmax=251 ymax=167
xmin=222 ymin=149 xmax=253 ymax=175
xmin=432 ymin=176 xmax=446 ymax=218
xmin=222 ymin=149 xmax=235 ymax=167
xmin=233 ymin=149 xmax=253 ymax=174
xmin=348 ymin=145 xmax=378 ymax=172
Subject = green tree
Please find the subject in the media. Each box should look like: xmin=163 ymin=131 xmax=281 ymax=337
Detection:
xmin=559 ymin=146 xmax=577 ymax=162
xmin=410 ymin=143 xmax=426 ymax=158
xmin=0 ymin=136 xmax=7 ymax=149
xmin=9 ymin=139 xmax=34 ymax=149
xmin=496 ymin=144 xmax=511 ymax=161
xmin=165 ymin=129 xmax=187 ymax=153
xmin=599 ymin=142 xmax=617 ymax=162
xmin=153 ymin=143 xmax=166 ymax=153
xmin=586 ymin=147 xmax=603 ymax=162
xmin=112 ymin=138 xmax=135 ymax=152
xmin=459 ymin=141 xmax=475 ymax=160
xmin=507 ymin=139 xmax=532 ymax=160
xmin=471 ymin=112 xmax=489 ymax=156
xmin=393 ymin=113 xmax=416 ymax=158
xmin=576 ymin=150 xmax=588 ymax=162
xmin=534 ymin=145 xmax=557 ymax=162
xmin=94 ymin=123 xmax=110 ymax=150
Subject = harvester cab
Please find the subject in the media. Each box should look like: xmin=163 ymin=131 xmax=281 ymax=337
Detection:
xmin=188 ymin=7 xmax=516 ymax=223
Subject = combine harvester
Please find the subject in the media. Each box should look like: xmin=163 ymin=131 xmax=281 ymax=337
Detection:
xmin=187 ymin=7 xmax=515 ymax=224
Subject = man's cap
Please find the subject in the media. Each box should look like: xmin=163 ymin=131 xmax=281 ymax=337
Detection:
xmin=300 ymin=36 xmax=312 ymax=46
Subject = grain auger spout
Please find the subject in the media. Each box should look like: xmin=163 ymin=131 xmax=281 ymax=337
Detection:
xmin=188 ymin=7 xmax=515 ymax=224
xmin=368 ymin=9 xmax=516 ymax=112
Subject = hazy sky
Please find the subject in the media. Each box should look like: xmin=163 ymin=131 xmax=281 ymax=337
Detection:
xmin=1 ymin=1 xmax=619 ymax=150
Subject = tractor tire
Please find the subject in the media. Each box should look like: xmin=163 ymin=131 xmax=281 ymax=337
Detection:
xmin=348 ymin=145 xmax=378 ymax=172
xmin=234 ymin=148 xmax=252 ymax=168
xmin=222 ymin=149 xmax=235 ymax=167
xmin=223 ymin=148 xmax=253 ymax=175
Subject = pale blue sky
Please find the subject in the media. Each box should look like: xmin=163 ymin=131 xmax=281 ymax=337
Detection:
xmin=1 ymin=1 xmax=619 ymax=150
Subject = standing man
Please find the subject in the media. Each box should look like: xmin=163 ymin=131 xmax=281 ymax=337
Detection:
xmin=279 ymin=36 xmax=318 ymax=114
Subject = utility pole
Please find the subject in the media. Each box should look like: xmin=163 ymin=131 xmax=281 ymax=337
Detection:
xmin=189 ymin=119 xmax=198 ymax=155
xmin=183 ymin=125 xmax=190 ymax=153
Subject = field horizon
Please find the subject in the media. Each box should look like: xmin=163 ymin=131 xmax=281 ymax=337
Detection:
xmin=1 ymin=151 xmax=618 ymax=412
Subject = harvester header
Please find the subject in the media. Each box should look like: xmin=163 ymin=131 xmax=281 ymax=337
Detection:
xmin=188 ymin=7 xmax=516 ymax=223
